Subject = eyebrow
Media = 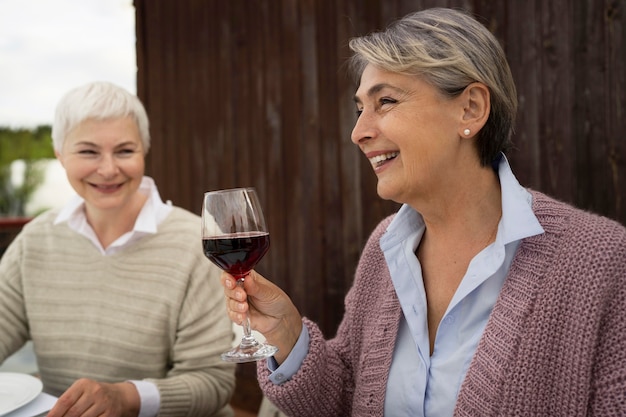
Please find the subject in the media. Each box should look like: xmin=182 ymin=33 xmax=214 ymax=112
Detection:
xmin=353 ymin=83 xmax=405 ymax=104
xmin=71 ymin=140 xmax=139 ymax=148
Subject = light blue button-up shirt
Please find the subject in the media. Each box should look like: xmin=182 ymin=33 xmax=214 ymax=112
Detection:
xmin=381 ymin=155 xmax=544 ymax=416
xmin=269 ymin=155 xmax=544 ymax=417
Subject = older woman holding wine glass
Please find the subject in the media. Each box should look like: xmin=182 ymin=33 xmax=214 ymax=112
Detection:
xmin=220 ymin=7 xmax=626 ymax=417
xmin=0 ymin=81 xmax=235 ymax=417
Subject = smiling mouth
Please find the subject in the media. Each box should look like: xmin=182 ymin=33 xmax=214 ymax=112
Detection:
xmin=369 ymin=152 xmax=399 ymax=168
xmin=93 ymin=183 xmax=122 ymax=191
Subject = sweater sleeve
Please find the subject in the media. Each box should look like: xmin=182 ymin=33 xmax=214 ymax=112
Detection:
xmin=0 ymin=232 xmax=30 ymax=361
xmin=257 ymin=317 xmax=354 ymax=416
xmin=256 ymin=215 xmax=397 ymax=417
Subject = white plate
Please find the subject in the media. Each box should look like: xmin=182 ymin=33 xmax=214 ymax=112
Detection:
xmin=0 ymin=373 xmax=43 ymax=416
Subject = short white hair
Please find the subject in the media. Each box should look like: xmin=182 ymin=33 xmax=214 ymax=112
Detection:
xmin=51 ymin=81 xmax=150 ymax=154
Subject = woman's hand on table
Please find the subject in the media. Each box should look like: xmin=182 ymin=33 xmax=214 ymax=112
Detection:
xmin=46 ymin=379 xmax=139 ymax=417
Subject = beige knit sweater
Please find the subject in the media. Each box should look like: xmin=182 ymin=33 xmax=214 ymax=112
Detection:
xmin=0 ymin=208 xmax=236 ymax=417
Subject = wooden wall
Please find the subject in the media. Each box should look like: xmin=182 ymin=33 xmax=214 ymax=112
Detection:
xmin=133 ymin=0 xmax=625 ymax=411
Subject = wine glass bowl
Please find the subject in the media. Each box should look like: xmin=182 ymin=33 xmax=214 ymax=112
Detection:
xmin=201 ymin=187 xmax=278 ymax=362
xmin=202 ymin=231 xmax=270 ymax=279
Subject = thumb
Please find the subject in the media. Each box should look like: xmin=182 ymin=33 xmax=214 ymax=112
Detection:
xmin=243 ymin=269 xmax=268 ymax=297
xmin=245 ymin=270 xmax=288 ymax=309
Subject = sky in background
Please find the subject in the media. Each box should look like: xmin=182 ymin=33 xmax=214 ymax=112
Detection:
xmin=0 ymin=0 xmax=136 ymax=213
xmin=0 ymin=0 xmax=136 ymax=128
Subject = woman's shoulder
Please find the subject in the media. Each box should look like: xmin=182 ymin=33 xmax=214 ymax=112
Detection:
xmin=530 ymin=190 xmax=626 ymax=240
xmin=151 ymin=207 xmax=206 ymax=253
xmin=351 ymin=214 xmax=396 ymax=258
xmin=160 ymin=206 xmax=201 ymax=228
xmin=18 ymin=209 xmax=62 ymax=234
xmin=356 ymin=214 xmax=396 ymax=271
xmin=527 ymin=190 xmax=626 ymax=284
xmin=369 ymin=214 xmax=396 ymax=240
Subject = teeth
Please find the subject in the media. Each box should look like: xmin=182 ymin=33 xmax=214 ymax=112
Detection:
xmin=369 ymin=152 xmax=399 ymax=166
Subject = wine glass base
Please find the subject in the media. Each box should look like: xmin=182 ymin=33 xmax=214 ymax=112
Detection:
xmin=221 ymin=343 xmax=279 ymax=363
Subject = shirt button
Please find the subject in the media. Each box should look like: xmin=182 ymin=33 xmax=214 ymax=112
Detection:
xmin=274 ymin=373 xmax=284 ymax=382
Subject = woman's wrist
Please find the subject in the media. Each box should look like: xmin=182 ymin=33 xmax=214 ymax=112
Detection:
xmin=267 ymin=311 xmax=303 ymax=365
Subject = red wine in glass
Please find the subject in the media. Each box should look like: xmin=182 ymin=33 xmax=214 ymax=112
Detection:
xmin=203 ymin=232 xmax=270 ymax=279
xmin=201 ymin=187 xmax=278 ymax=362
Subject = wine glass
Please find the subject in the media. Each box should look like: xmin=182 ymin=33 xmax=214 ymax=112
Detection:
xmin=201 ymin=187 xmax=278 ymax=362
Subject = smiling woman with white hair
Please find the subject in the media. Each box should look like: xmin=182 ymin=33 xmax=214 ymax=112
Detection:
xmin=0 ymin=81 xmax=236 ymax=417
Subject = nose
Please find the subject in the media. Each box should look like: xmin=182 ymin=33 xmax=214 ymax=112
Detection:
xmin=96 ymin=154 xmax=119 ymax=178
xmin=350 ymin=109 xmax=376 ymax=145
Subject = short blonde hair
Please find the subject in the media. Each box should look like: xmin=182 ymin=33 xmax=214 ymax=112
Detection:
xmin=348 ymin=8 xmax=517 ymax=166
xmin=51 ymin=81 xmax=150 ymax=154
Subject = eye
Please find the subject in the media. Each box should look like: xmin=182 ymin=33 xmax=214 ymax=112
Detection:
xmin=116 ymin=148 xmax=138 ymax=157
xmin=77 ymin=149 xmax=98 ymax=155
xmin=379 ymin=97 xmax=397 ymax=106
xmin=355 ymin=108 xmax=363 ymax=117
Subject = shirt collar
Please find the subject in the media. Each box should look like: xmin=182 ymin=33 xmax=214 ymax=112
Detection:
xmin=496 ymin=153 xmax=545 ymax=243
xmin=53 ymin=176 xmax=173 ymax=254
xmin=381 ymin=153 xmax=544 ymax=250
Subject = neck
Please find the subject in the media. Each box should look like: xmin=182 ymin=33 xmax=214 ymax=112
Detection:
xmin=416 ymin=163 xmax=502 ymax=248
xmin=86 ymin=192 xmax=148 ymax=248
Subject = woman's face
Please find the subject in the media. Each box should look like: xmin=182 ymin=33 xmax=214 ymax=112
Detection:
xmin=56 ymin=116 xmax=145 ymax=213
xmin=351 ymin=65 xmax=466 ymax=206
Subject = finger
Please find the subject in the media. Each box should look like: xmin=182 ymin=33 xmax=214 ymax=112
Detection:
xmin=220 ymin=271 xmax=237 ymax=290
xmin=46 ymin=387 xmax=77 ymax=416
xmin=226 ymin=292 xmax=247 ymax=310
xmin=228 ymin=309 xmax=246 ymax=326
xmin=48 ymin=387 xmax=92 ymax=417
xmin=224 ymin=295 xmax=246 ymax=324
xmin=221 ymin=282 xmax=244 ymax=307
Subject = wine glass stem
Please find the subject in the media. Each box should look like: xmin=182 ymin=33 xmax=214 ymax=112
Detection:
xmin=237 ymin=277 xmax=254 ymax=339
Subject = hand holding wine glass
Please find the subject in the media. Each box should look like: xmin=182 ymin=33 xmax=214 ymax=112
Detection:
xmin=221 ymin=268 xmax=304 ymax=366
xmin=201 ymin=187 xmax=278 ymax=362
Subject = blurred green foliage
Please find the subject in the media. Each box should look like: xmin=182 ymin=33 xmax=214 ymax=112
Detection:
xmin=0 ymin=126 xmax=55 ymax=217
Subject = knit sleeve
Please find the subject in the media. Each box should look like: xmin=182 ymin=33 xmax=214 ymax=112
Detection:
xmin=0 ymin=231 xmax=30 ymax=360
xmin=257 ymin=317 xmax=355 ymax=416
xmin=256 ymin=215 xmax=397 ymax=417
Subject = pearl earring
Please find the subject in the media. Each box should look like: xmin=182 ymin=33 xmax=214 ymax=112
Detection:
xmin=463 ymin=129 xmax=471 ymax=136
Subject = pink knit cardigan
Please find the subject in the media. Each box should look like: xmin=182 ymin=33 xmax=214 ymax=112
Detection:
xmin=258 ymin=191 xmax=626 ymax=416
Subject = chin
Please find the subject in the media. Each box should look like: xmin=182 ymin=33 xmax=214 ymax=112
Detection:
xmin=376 ymin=183 xmax=395 ymax=202
xmin=376 ymin=180 xmax=408 ymax=206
